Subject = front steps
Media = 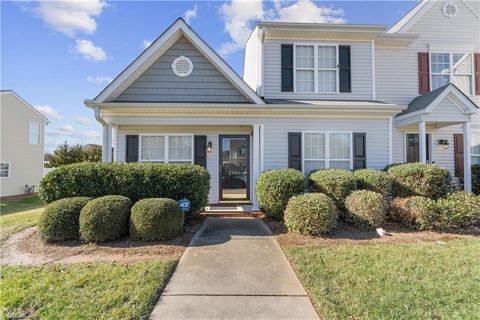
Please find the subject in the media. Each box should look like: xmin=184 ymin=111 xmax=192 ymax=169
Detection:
xmin=201 ymin=205 xmax=264 ymax=218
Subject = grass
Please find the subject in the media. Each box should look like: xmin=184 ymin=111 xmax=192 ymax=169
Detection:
xmin=0 ymin=261 xmax=176 ymax=320
xmin=286 ymin=239 xmax=480 ymax=319
xmin=0 ymin=196 xmax=45 ymax=241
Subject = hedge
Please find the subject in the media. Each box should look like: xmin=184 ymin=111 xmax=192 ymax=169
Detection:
xmin=284 ymin=193 xmax=338 ymax=235
xmin=437 ymin=192 xmax=480 ymax=227
xmin=256 ymin=169 xmax=305 ymax=219
xmin=388 ymin=163 xmax=451 ymax=199
xmin=389 ymin=196 xmax=438 ymax=230
xmin=345 ymin=190 xmax=387 ymax=228
xmin=130 ymin=198 xmax=184 ymax=241
xmin=38 ymin=197 xmax=90 ymax=242
xmin=39 ymin=162 xmax=210 ymax=216
xmin=354 ymin=169 xmax=392 ymax=197
xmin=473 ymin=164 xmax=480 ymax=195
xmin=79 ymin=195 xmax=132 ymax=243
xmin=308 ymin=169 xmax=357 ymax=209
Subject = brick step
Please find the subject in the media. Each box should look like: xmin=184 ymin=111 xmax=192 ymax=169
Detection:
xmin=200 ymin=211 xmax=265 ymax=218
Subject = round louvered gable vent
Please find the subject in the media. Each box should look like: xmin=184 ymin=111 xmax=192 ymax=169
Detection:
xmin=172 ymin=56 xmax=193 ymax=77
xmin=442 ymin=2 xmax=457 ymax=18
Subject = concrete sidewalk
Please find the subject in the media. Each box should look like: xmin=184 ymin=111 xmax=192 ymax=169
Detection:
xmin=150 ymin=217 xmax=319 ymax=320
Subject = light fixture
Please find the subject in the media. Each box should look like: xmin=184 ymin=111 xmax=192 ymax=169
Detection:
xmin=438 ymin=139 xmax=449 ymax=149
xmin=207 ymin=141 xmax=213 ymax=153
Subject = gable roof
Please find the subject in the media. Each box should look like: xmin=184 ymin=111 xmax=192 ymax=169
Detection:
xmin=93 ymin=18 xmax=264 ymax=104
xmin=0 ymin=90 xmax=49 ymax=123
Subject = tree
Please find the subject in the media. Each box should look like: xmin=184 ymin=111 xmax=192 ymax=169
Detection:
xmin=82 ymin=144 xmax=102 ymax=162
xmin=48 ymin=142 xmax=100 ymax=167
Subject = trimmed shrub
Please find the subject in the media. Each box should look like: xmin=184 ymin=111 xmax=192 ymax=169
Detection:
xmin=39 ymin=162 xmax=210 ymax=216
xmin=256 ymin=169 xmax=305 ymax=219
xmin=308 ymin=169 xmax=357 ymax=209
xmin=38 ymin=197 xmax=90 ymax=242
xmin=130 ymin=198 xmax=184 ymax=241
xmin=389 ymin=196 xmax=438 ymax=230
xmin=284 ymin=193 xmax=338 ymax=235
xmin=388 ymin=163 xmax=451 ymax=199
xmin=354 ymin=169 xmax=392 ymax=197
xmin=437 ymin=192 xmax=480 ymax=227
xmin=344 ymin=190 xmax=387 ymax=228
xmin=382 ymin=163 xmax=406 ymax=172
xmin=79 ymin=195 xmax=132 ymax=243
xmin=473 ymin=164 xmax=480 ymax=195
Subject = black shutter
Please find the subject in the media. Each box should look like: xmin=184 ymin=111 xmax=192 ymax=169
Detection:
xmin=194 ymin=135 xmax=207 ymax=168
xmin=125 ymin=135 xmax=139 ymax=163
xmin=281 ymin=44 xmax=294 ymax=92
xmin=353 ymin=133 xmax=366 ymax=169
xmin=339 ymin=46 xmax=351 ymax=93
xmin=288 ymin=132 xmax=302 ymax=171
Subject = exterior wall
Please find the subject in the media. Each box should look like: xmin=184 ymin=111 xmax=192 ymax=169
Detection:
xmin=116 ymin=37 xmax=249 ymax=103
xmin=262 ymin=40 xmax=373 ymax=100
xmin=244 ymin=28 xmax=261 ymax=95
xmin=0 ymin=93 xmax=45 ymax=197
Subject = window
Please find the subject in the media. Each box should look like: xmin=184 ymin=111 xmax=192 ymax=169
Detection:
xmin=303 ymin=132 xmax=352 ymax=173
xmin=139 ymin=134 xmax=193 ymax=163
xmin=0 ymin=163 xmax=9 ymax=178
xmin=431 ymin=52 xmax=474 ymax=95
xmin=29 ymin=122 xmax=40 ymax=145
xmin=295 ymin=44 xmax=338 ymax=93
xmin=472 ymin=134 xmax=480 ymax=165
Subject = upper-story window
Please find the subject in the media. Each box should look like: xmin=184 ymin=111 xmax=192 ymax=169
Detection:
xmin=29 ymin=122 xmax=40 ymax=145
xmin=295 ymin=44 xmax=338 ymax=93
xmin=431 ymin=52 xmax=474 ymax=95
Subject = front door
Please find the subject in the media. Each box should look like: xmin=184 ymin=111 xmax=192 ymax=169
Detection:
xmin=406 ymin=133 xmax=431 ymax=163
xmin=219 ymin=135 xmax=249 ymax=201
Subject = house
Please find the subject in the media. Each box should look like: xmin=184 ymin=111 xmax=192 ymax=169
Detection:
xmin=85 ymin=0 xmax=479 ymax=210
xmin=0 ymin=90 xmax=49 ymax=198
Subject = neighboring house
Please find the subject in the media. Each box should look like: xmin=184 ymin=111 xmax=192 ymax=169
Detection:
xmin=0 ymin=90 xmax=48 ymax=198
xmin=85 ymin=0 xmax=480 ymax=209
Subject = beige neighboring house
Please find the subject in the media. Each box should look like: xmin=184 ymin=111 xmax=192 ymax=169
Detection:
xmin=0 ymin=90 xmax=48 ymax=198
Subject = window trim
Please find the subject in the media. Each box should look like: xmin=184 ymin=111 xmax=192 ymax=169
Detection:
xmin=0 ymin=162 xmax=10 ymax=178
xmin=138 ymin=133 xmax=194 ymax=163
xmin=429 ymin=51 xmax=475 ymax=96
xmin=301 ymin=131 xmax=353 ymax=174
xmin=472 ymin=133 xmax=480 ymax=164
xmin=293 ymin=43 xmax=340 ymax=94
xmin=28 ymin=121 xmax=41 ymax=145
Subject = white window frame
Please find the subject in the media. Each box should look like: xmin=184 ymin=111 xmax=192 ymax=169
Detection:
xmin=29 ymin=121 xmax=41 ymax=145
xmin=472 ymin=133 xmax=480 ymax=164
xmin=302 ymin=131 xmax=353 ymax=174
xmin=138 ymin=133 xmax=194 ymax=163
xmin=429 ymin=52 xmax=475 ymax=96
xmin=293 ymin=43 xmax=340 ymax=94
xmin=0 ymin=162 xmax=10 ymax=178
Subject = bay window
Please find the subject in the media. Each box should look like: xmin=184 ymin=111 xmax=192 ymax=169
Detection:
xmin=140 ymin=134 xmax=193 ymax=163
xmin=431 ymin=52 xmax=474 ymax=95
xmin=295 ymin=44 xmax=338 ymax=93
xmin=303 ymin=132 xmax=352 ymax=173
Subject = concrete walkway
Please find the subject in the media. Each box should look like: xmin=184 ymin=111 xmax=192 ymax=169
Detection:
xmin=150 ymin=217 xmax=319 ymax=320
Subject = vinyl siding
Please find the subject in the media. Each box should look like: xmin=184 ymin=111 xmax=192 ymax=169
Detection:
xmin=244 ymin=28 xmax=261 ymax=95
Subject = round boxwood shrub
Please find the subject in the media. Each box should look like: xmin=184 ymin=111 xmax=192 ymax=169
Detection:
xmin=308 ymin=169 xmax=356 ymax=209
xmin=388 ymin=163 xmax=451 ymax=199
xmin=256 ymin=169 xmax=305 ymax=219
xmin=130 ymin=198 xmax=184 ymax=241
xmin=389 ymin=196 xmax=438 ymax=230
xmin=354 ymin=169 xmax=392 ymax=197
xmin=345 ymin=190 xmax=387 ymax=228
xmin=284 ymin=193 xmax=337 ymax=235
xmin=38 ymin=197 xmax=90 ymax=242
xmin=79 ymin=195 xmax=132 ymax=243
xmin=437 ymin=192 xmax=480 ymax=227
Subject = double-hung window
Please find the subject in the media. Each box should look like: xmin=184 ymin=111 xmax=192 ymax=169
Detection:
xmin=295 ymin=44 xmax=338 ymax=93
xmin=0 ymin=163 xmax=10 ymax=178
xmin=140 ymin=134 xmax=193 ymax=163
xmin=472 ymin=134 xmax=480 ymax=165
xmin=431 ymin=52 xmax=474 ymax=95
xmin=303 ymin=132 xmax=352 ymax=174
xmin=29 ymin=122 xmax=40 ymax=145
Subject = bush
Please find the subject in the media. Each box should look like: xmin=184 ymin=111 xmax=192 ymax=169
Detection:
xmin=38 ymin=197 xmax=90 ymax=242
xmin=389 ymin=196 xmax=438 ymax=230
xmin=344 ymin=190 xmax=387 ymax=228
xmin=437 ymin=192 xmax=480 ymax=227
xmin=79 ymin=195 xmax=132 ymax=243
xmin=39 ymin=162 xmax=210 ymax=216
xmin=308 ymin=169 xmax=356 ymax=209
xmin=354 ymin=169 xmax=392 ymax=197
xmin=473 ymin=164 xmax=480 ymax=195
xmin=256 ymin=169 xmax=305 ymax=219
xmin=388 ymin=163 xmax=451 ymax=199
xmin=130 ymin=198 xmax=184 ymax=241
xmin=284 ymin=193 xmax=338 ymax=235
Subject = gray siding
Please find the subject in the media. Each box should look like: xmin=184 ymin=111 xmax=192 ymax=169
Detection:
xmin=116 ymin=37 xmax=249 ymax=103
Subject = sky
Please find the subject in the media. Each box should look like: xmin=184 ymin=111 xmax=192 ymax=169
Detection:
xmin=1 ymin=0 xmax=417 ymax=152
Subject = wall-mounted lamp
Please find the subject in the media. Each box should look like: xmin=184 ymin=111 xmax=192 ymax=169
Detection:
xmin=207 ymin=141 xmax=213 ymax=153
xmin=438 ymin=139 xmax=449 ymax=149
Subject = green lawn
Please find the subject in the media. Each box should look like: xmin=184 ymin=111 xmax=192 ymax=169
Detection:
xmin=0 ymin=261 xmax=176 ymax=320
xmin=0 ymin=196 xmax=45 ymax=240
xmin=286 ymin=239 xmax=480 ymax=319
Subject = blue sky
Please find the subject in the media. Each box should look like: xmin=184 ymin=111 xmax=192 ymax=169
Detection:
xmin=1 ymin=0 xmax=417 ymax=152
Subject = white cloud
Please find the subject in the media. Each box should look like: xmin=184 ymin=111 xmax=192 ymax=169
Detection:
xmin=86 ymin=76 xmax=113 ymax=85
xmin=34 ymin=0 xmax=107 ymax=37
xmin=219 ymin=0 xmax=345 ymax=55
xmin=143 ymin=39 xmax=153 ymax=49
xmin=184 ymin=5 xmax=198 ymax=24
xmin=75 ymin=116 xmax=93 ymax=125
xmin=75 ymin=39 xmax=107 ymax=61
xmin=45 ymin=129 xmax=101 ymax=151
xmin=59 ymin=124 xmax=74 ymax=133
xmin=34 ymin=105 xmax=63 ymax=121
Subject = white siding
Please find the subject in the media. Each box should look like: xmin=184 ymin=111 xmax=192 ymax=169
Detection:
xmin=243 ymin=28 xmax=261 ymax=95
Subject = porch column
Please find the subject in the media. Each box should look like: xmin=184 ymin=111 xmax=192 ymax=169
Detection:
xmin=252 ymin=124 xmax=263 ymax=211
xmin=419 ymin=120 xmax=427 ymax=163
xmin=463 ymin=121 xmax=472 ymax=192
xmin=102 ymin=124 xmax=112 ymax=162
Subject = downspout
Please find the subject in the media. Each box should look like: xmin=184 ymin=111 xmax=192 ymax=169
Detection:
xmin=94 ymin=107 xmax=110 ymax=162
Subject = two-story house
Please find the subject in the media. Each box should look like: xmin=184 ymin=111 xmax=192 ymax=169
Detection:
xmin=84 ymin=0 xmax=479 ymax=209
